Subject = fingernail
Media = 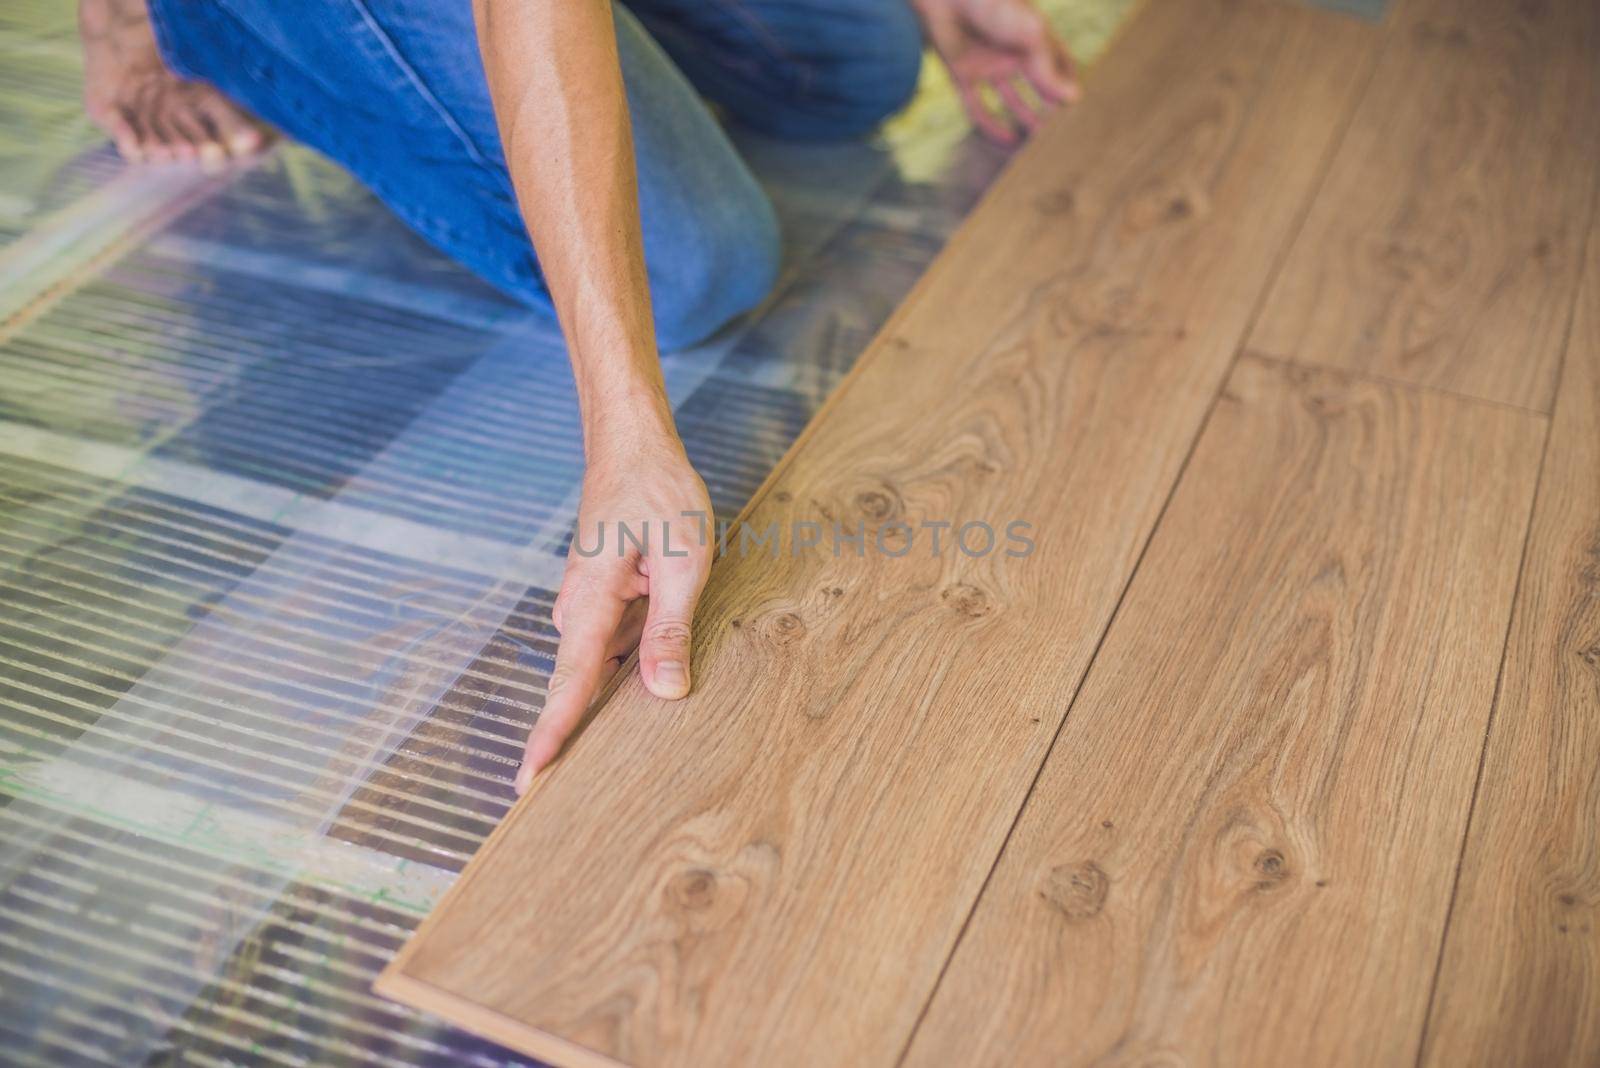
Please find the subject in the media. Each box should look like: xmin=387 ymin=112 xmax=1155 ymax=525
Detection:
xmin=199 ymin=143 xmax=225 ymax=170
xmin=514 ymin=763 xmax=533 ymax=795
xmin=655 ymin=661 xmax=689 ymax=697
xmin=230 ymin=131 xmax=259 ymax=155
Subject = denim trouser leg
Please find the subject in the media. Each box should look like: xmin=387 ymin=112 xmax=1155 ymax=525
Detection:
xmin=148 ymin=0 xmax=781 ymax=349
xmin=146 ymin=0 xmax=924 ymax=348
xmin=624 ymin=0 xmax=925 ymax=141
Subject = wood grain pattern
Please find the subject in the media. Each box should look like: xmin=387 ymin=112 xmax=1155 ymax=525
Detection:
xmin=374 ymin=3 xmax=1377 ymax=1065
xmin=905 ymin=354 xmax=1546 ymax=1067
xmin=1420 ymin=205 xmax=1600 ymax=1066
xmin=1248 ymin=0 xmax=1600 ymax=411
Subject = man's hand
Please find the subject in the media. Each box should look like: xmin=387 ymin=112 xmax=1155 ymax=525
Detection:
xmin=913 ymin=0 xmax=1080 ymax=145
xmin=477 ymin=2 xmax=712 ymax=792
xmin=516 ymin=415 xmax=713 ymax=793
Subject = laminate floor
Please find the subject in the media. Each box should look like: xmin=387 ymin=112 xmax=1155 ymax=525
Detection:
xmin=1249 ymin=0 xmax=1600 ymax=410
xmin=1420 ymin=182 xmax=1600 ymax=1068
xmin=380 ymin=0 xmax=1600 ymax=1064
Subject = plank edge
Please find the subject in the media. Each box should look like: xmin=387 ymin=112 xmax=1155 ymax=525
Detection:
xmin=373 ymin=964 xmax=629 ymax=1068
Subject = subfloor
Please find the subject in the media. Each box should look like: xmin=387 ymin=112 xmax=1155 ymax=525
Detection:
xmin=0 ymin=3 xmax=1146 ymax=1065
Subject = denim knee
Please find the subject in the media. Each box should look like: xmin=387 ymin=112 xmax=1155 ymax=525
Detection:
xmin=770 ymin=4 xmax=925 ymax=142
xmin=650 ymin=189 xmax=781 ymax=351
xmin=838 ymin=6 xmax=926 ymax=135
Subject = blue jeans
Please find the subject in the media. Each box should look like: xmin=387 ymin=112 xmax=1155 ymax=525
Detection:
xmin=146 ymin=0 xmax=925 ymax=350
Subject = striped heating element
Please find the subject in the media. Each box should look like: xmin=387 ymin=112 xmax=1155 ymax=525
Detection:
xmin=0 ymin=0 xmax=1082 ymax=1061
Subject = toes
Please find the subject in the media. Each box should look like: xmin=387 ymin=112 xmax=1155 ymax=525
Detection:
xmin=130 ymin=85 xmax=177 ymax=162
xmin=225 ymin=120 xmax=266 ymax=158
xmin=97 ymin=80 xmax=269 ymax=169
xmin=132 ymin=84 xmax=200 ymax=163
xmin=142 ymin=119 xmax=177 ymax=163
xmin=170 ymin=87 xmax=230 ymax=167
xmin=162 ymin=102 xmax=210 ymax=162
xmin=110 ymin=106 xmax=145 ymax=163
xmin=231 ymin=126 xmax=269 ymax=157
xmin=198 ymin=96 xmax=268 ymax=158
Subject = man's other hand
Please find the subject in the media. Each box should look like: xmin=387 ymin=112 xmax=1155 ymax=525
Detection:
xmin=914 ymin=0 xmax=1081 ymax=145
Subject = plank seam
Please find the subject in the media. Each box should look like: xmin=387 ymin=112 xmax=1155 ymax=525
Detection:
xmin=891 ymin=369 xmax=1216 ymax=1065
xmin=1243 ymin=350 xmax=1553 ymax=418
xmin=892 ymin=6 xmax=1392 ymax=1062
xmin=1410 ymin=168 xmax=1600 ymax=1068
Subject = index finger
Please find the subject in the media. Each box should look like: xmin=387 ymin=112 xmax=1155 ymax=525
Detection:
xmin=1025 ymin=38 xmax=1081 ymax=106
xmin=958 ymin=81 xmax=1018 ymax=145
xmin=996 ymin=78 xmax=1044 ymax=133
xmin=516 ymin=587 xmax=626 ymax=792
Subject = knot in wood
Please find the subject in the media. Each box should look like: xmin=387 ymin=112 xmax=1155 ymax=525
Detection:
xmin=668 ymin=869 xmax=718 ymax=911
xmin=767 ymin=611 xmax=806 ymax=646
xmin=1035 ymin=188 xmax=1076 ymax=216
xmin=1253 ymin=848 xmax=1290 ymax=890
xmin=1039 ymin=861 xmax=1108 ymax=921
xmin=854 ymin=485 xmax=899 ymax=521
xmin=942 ymin=583 xmax=993 ymax=618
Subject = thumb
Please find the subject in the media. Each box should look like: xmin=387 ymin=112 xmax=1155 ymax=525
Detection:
xmin=1025 ymin=39 xmax=1079 ymax=105
xmin=639 ymin=558 xmax=707 ymax=700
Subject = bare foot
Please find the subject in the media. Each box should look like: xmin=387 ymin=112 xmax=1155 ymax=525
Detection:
xmin=79 ymin=0 xmax=272 ymax=166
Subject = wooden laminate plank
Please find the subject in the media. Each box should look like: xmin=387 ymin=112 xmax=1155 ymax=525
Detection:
xmin=1247 ymin=0 xmax=1600 ymax=411
xmin=904 ymin=354 xmax=1546 ymax=1066
xmin=1420 ymin=200 xmax=1600 ymax=1066
xmin=374 ymin=3 xmax=1379 ymax=1065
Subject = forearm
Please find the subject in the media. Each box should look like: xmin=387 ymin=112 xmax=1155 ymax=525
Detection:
xmin=472 ymin=0 xmax=674 ymax=458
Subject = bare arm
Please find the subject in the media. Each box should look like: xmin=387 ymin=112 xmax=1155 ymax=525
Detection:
xmin=474 ymin=1 xmax=713 ymax=792
xmin=473 ymin=0 xmax=662 ymax=441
